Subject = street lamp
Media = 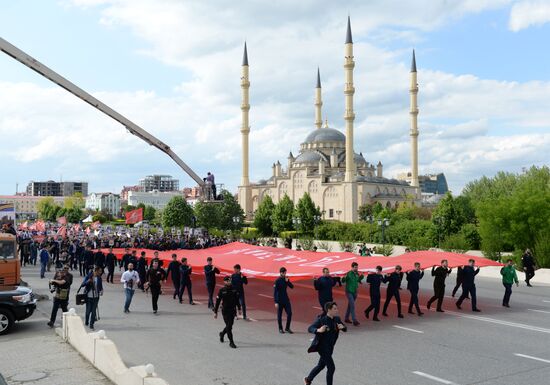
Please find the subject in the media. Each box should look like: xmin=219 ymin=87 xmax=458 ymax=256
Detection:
xmin=292 ymin=217 xmax=301 ymax=232
xmin=377 ymin=218 xmax=390 ymax=245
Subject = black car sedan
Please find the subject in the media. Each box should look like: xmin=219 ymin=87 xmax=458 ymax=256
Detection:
xmin=0 ymin=285 xmax=36 ymax=335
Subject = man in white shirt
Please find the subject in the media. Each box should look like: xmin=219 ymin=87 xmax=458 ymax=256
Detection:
xmin=121 ymin=262 xmax=140 ymax=313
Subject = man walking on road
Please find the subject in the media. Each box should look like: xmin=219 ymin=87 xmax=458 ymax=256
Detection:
xmin=304 ymin=301 xmax=347 ymax=385
xmin=231 ymin=264 xmax=248 ymax=320
xmin=273 ymin=267 xmax=294 ymax=334
xmin=522 ymin=249 xmax=537 ymax=287
xmin=382 ymin=265 xmax=404 ymax=318
xmin=341 ymin=262 xmax=363 ymax=326
xmin=145 ymin=260 xmax=166 ymax=314
xmin=214 ymin=276 xmax=242 ymax=349
xmin=456 ymin=259 xmax=481 ymax=312
xmin=166 ymin=254 xmax=181 ymax=300
xmin=105 ymin=247 xmax=117 ymax=283
xmin=47 ymin=265 xmax=73 ymax=327
xmin=406 ymin=262 xmax=424 ymax=316
xmin=204 ymin=257 xmax=220 ymax=309
xmin=500 ymin=259 xmax=519 ymax=307
xmin=364 ymin=266 xmax=384 ymax=322
xmin=427 ymin=260 xmax=452 ymax=312
xmin=314 ymin=268 xmax=338 ymax=314
xmin=178 ymin=258 xmax=194 ymax=305
xmin=121 ymin=262 xmax=140 ymax=313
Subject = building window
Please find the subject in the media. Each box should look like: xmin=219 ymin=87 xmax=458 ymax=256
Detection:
xmin=329 ymin=209 xmax=334 ymax=218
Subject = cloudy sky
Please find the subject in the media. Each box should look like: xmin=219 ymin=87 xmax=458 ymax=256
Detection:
xmin=1 ymin=0 xmax=549 ymax=195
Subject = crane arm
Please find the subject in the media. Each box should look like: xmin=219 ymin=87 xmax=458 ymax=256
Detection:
xmin=0 ymin=36 xmax=204 ymax=187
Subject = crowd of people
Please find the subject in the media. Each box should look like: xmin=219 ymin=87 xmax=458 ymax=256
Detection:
xmin=9 ymin=222 xmax=539 ymax=385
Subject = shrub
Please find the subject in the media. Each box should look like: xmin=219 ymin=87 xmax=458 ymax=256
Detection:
xmin=378 ymin=244 xmax=394 ymax=256
xmin=297 ymin=237 xmax=315 ymax=251
xmin=316 ymin=241 xmax=332 ymax=252
xmin=440 ymin=233 xmax=470 ymax=253
xmin=338 ymin=240 xmax=354 ymax=252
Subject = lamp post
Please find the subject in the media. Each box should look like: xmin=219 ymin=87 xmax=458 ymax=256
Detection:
xmin=292 ymin=217 xmax=302 ymax=233
xmin=313 ymin=214 xmax=321 ymax=238
xmin=232 ymin=216 xmax=241 ymax=233
xmin=377 ymin=218 xmax=390 ymax=245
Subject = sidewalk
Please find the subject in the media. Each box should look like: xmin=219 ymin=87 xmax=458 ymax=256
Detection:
xmin=0 ymin=292 xmax=112 ymax=385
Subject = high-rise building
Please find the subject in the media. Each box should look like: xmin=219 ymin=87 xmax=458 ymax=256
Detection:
xmin=397 ymin=172 xmax=449 ymax=195
xmin=85 ymin=193 xmax=121 ymax=217
xmin=127 ymin=190 xmax=182 ymax=210
xmin=26 ymin=181 xmax=88 ymax=197
xmin=138 ymin=175 xmax=179 ymax=192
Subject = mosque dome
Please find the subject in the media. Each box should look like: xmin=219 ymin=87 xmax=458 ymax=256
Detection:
xmin=294 ymin=151 xmax=324 ymax=164
xmin=303 ymin=128 xmax=345 ymax=144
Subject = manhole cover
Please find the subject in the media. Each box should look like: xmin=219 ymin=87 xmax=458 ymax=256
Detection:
xmin=11 ymin=371 xmax=47 ymax=382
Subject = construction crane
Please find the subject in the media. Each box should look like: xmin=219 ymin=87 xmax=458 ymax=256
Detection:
xmin=0 ymin=36 xmax=217 ymax=199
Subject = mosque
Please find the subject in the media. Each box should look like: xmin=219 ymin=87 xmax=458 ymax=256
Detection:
xmin=237 ymin=17 xmax=420 ymax=223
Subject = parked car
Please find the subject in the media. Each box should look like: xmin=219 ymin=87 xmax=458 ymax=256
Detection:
xmin=0 ymin=285 xmax=36 ymax=335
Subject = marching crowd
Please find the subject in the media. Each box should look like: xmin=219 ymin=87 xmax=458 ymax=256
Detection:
xmin=13 ymin=224 xmax=538 ymax=385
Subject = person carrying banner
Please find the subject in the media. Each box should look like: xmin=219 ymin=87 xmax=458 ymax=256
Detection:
xmin=231 ymin=264 xmax=248 ymax=320
xmin=456 ymin=259 xmax=481 ymax=312
xmin=178 ymin=258 xmax=194 ymax=305
xmin=341 ymin=262 xmax=363 ymax=326
xmin=364 ymin=266 xmax=384 ymax=322
xmin=273 ymin=267 xmax=294 ymax=334
xmin=166 ymin=253 xmax=181 ymax=300
xmin=382 ymin=265 xmax=404 ymax=318
xmin=427 ymin=260 xmax=452 ymax=312
xmin=314 ymin=268 xmax=338 ymax=314
xmin=406 ymin=262 xmax=424 ymax=316
xmin=105 ymin=247 xmax=117 ymax=283
xmin=204 ymin=257 xmax=221 ymax=309
xmin=214 ymin=276 xmax=242 ymax=349
xmin=145 ymin=259 xmax=166 ymax=314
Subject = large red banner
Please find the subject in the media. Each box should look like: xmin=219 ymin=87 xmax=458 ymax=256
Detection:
xmin=110 ymin=242 xmax=502 ymax=280
xmin=125 ymin=208 xmax=143 ymax=224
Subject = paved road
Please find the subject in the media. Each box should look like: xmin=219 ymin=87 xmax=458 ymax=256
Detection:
xmin=0 ymin=285 xmax=111 ymax=385
xmin=17 ymin=264 xmax=550 ymax=385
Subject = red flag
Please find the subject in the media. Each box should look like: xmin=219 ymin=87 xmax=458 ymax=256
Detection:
xmin=125 ymin=208 xmax=143 ymax=225
xmin=18 ymin=221 xmax=28 ymax=230
xmin=36 ymin=220 xmax=46 ymax=232
xmin=57 ymin=216 xmax=67 ymax=225
xmin=29 ymin=223 xmax=36 ymax=231
xmin=73 ymin=224 xmax=81 ymax=232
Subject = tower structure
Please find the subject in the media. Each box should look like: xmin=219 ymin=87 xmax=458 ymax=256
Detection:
xmin=344 ymin=16 xmax=356 ymax=182
xmin=409 ymin=49 xmax=419 ymax=188
xmin=238 ymin=42 xmax=252 ymax=218
xmin=314 ymin=68 xmax=323 ymax=129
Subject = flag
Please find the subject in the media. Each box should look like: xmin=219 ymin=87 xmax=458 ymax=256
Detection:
xmin=57 ymin=216 xmax=67 ymax=225
xmin=35 ymin=220 xmax=46 ymax=232
xmin=73 ymin=224 xmax=81 ymax=233
xmin=125 ymin=208 xmax=143 ymax=224
xmin=57 ymin=225 xmax=67 ymax=238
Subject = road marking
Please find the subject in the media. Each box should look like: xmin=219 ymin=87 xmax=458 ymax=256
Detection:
xmin=446 ymin=310 xmax=550 ymax=334
xmin=258 ymin=294 xmax=272 ymax=298
xmin=528 ymin=309 xmax=550 ymax=314
xmin=543 ymin=300 xmax=550 ymax=303
xmin=247 ymin=318 xmax=258 ymax=322
xmin=312 ymin=306 xmax=323 ymax=310
xmin=393 ymin=325 xmax=424 ymax=334
xmin=193 ymin=301 xmax=203 ymax=305
xmin=514 ymin=353 xmax=550 ymax=364
xmin=412 ymin=371 xmax=456 ymax=384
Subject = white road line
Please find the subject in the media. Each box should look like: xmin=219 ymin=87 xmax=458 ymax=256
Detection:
xmin=528 ymin=309 xmax=550 ymax=314
xmin=257 ymin=294 xmax=272 ymax=298
xmin=412 ymin=371 xmax=456 ymax=384
xmin=446 ymin=310 xmax=550 ymax=334
xmin=312 ymin=306 xmax=323 ymax=310
xmin=393 ymin=325 xmax=424 ymax=334
xmin=193 ymin=301 xmax=203 ymax=305
xmin=514 ymin=353 xmax=550 ymax=364
xmin=247 ymin=318 xmax=258 ymax=322
xmin=543 ymin=300 xmax=550 ymax=303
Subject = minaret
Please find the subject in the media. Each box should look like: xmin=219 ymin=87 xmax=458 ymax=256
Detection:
xmin=315 ymin=68 xmax=323 ymax=129
xmin=238 ymin=42 xmax=252 ymax=218
xmin=344 ymin=16 xmax=356 ymax=182
xmin=409 ymin=49 xmax=419 ymax=188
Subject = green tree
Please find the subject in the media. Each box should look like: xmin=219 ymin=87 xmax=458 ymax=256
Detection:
xmin=194 ymin=201 xmax=221 ymax=229
xmin=143 ymin=205 xmax=156 ymax=221
xmin=64 ymin=193 xmax=85 ymax=210
xmin=121 ymin=204 xmax=137 ymax=214
xmin=162 ymin=196 xmax=194 ymax=228
xmin=37 ymin=197 xmax=60 ymax=221
xmin=65 ymin=207 xmax=84 ymax=223
xmin=358 ymin=203 xmax=373 ymax=221
xmin=253 ymin=195 xmax=275 ymax=236
xmin=92 ymin=213 xmax=107 ymax=223
xmin=272 ymin=195 xmax=294 ymax=235
xmin=218 ymin=190 xmax=245 ymax=231
xmin=295 ymin=192 xmax=321 ymax=234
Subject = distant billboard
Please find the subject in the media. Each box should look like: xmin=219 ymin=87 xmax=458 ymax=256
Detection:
xmin=0 ymin=203 xmax=16 ymax=228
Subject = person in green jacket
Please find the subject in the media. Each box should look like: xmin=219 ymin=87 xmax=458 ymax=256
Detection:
xmin=342 ymin=262 xmax=364 ymax=326
xmin=500 ymin=259 xmax=519 ymax=307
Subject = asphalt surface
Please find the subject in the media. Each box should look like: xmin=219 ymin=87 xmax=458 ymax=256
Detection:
xmin=15 ymin=264 xmax=550 ymax=385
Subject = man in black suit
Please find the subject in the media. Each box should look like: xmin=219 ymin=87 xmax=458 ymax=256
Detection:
xmin=406 ymin=262 xmax=424 ymax=316
xmin=427 ymin=260 xmax=452 ymax=312
xmin=304 ymin=302 xmax=347 ymax=385
xmin=456 ymin=259 xmax=481 ymax=312
xmin=382 ymin=265 xmax=404 ymax=318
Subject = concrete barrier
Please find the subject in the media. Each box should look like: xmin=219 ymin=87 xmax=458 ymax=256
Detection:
xmin=60 ymin=309 xmax=170 ymax=385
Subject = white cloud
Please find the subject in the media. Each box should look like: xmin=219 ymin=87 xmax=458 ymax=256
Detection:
xmin=1 ymin=0 xmax=548 ymax=196
xmin=509 ymin=0 xmax=550 ymax=31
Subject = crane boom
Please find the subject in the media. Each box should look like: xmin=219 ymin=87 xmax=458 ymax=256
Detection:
xmin=0 ymin=36 xmax=205 ymax=187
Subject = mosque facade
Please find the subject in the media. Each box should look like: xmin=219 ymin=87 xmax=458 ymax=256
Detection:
xmin=238 ymin=17 xmax=420 ymax=223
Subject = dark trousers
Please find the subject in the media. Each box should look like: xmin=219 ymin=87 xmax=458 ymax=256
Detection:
xmin=106 ymin=266 xmax=114 ymax=283
xmin=207 ymin=283 xmax=215 ymax=308
xmin=79 ymin=260 xmax=85 ymax=276
xmin=49 ymin=298 xmax=68 ymax=324
xmin=307 ymin=352 xmax=335 ymax=385
xmin=452 ymin=280 xmax=463 ymax=297
xmin=239 ymin=292 xmax=247 ymax=319
xmin=408 ymin=289 xmax=421 ymax=313
xmin=150 ymin=285 xmax=161 ymax=311
xmin=319 ymin=298 xmax=332 ymax=315
xmin=365 ymin=295 xmax=380 ymax=319
xmin=277 ymin=301 xmax=292 ymax=330
xmin=171 ymin=279 xmax=180 ymax=299
xmin=221 ymin=312 xmax=235 ymax=343
xmin=85 ymin=297 xmax=99 ymax=326
xmin=178 ymin=281 xmax=193 ymax=303
xmin=383 ymin=288 xmax=402 ymax=315
xmin=503 ymin=283 xmax=513 ymax=305
xmin=525 ymin=268 xmax=535 ymax=285
xmin=428 ymin=285 xmax=445 ymax=310
xmin=457 ymin=285 xmax=477 ymax=310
